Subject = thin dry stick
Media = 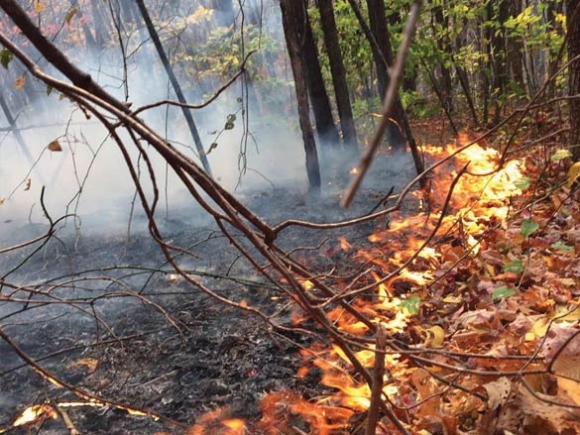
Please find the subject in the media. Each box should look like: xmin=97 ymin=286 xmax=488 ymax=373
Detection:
xmin=55 ymin=404 xmax=82 ymax=435
xmin=342 ymin=0 xmax=422 ymax=208
xmin=366 ymin=326 xmax=387 ymax=435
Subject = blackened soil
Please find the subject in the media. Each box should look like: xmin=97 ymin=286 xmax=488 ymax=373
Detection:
xmin=0 ymin=151 xmax=418 ymax=434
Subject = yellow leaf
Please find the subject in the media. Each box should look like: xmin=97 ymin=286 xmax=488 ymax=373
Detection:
xmin=532 ymin=317 xmax=549 ymax=338
xmin=567 ymin=162 xmax=580 ymax=188
xmin=423 ymin=325 xmax=445 ymax=347
xmin=47 ymin=139 xmax=62 ymax=152
xmin=14 ymin=75 xmax=25 ymax=89
xmin=35 ymin=1 xmax=44 ymax=12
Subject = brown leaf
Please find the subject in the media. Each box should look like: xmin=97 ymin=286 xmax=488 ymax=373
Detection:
xmin=68 ymin=358 xmax=99 ymax=374
xmin=24 ymin=178 xmax=31 ymax=191
xmin=14 ymin=75 xmax=25 ymax=89
xmin=47 ymin=139 xmax=62 ymax=152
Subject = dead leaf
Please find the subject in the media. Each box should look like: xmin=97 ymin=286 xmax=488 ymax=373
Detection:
xmin=411 ymin=369 xmax=441 ymax=418
xmin=47 ymin=139 xmax=62 ymax=152
xmin=24 ymin=178 xmax=31 ymax=191
xmin=567 ymin=162 xmax=580 ymax=188
xmin=14 ymin=75 xmax=25 ymax=89
xmin=517 ymin=383 xmax=580 ymax=433
xmin=34 ymin=0 xmax=44 ymax=13
xmin=68 ymin=358 xmax=98 ymax=374
xmin=483 ymin=377 xmax=513 ymax=410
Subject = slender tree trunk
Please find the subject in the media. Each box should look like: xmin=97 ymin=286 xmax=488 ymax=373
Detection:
xmin=365 ymin=0 xmax=409 ymax=150
xmin=135 ymin=0 xmax=212 ymax=176
xmin=280 ymin=0 xmax=321 ymax=193
xmin=317 ymin=0 xmax=359 ymax=153
xmin=567 ymin=0 xmax=580 ymax=160
xmin=299 ymin=0 xmax=341 ymax=147
xmin=432 ymin=4 xmax=454 ymax=115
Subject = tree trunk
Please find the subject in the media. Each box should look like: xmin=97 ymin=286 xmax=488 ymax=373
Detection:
xmin=317 ymin=0 xmax=359 ymax=153
xmin=135 ymin=0 xmax=212 ymax=176
xmin=432 ymin=4 xmax=454 ymax=115
xmin=280 ymin=0 xmax=321 ymax=193
xmin=365 ymin=0 xmax=407 ymax=149
xmin=299 ymin=0 xmax=341 ymax=147
xmin=567 ymin=0 xmax=580 ymax=160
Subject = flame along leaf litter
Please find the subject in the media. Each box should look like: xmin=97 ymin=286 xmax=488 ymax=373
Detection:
xmin=182 ymin=140 xmax=580 ymax=434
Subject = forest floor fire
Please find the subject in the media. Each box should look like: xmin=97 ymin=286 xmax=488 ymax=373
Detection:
xmin=186 ymin=134 xmax=580 ymax=434
xmin=3 ymin=135 xmax=580 ymax=435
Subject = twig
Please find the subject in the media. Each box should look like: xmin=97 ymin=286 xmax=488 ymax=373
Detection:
xmin=366 ymin=326 xmax=387 ymax=435
xmin=55 ymin=404 xmax=82 ymax=435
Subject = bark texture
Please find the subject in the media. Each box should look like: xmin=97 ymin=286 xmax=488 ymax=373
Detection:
xmin=568 ymin=0 xmax=580 ymax=160
xmin=318 ymin=0 xmax=359 ymax=152
xmin=280 ymin=0 xmax=321 ymax=192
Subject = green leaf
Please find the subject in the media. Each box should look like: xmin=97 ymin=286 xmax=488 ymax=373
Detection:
xmin=492 ymin=285 xmax=516 ymax=301
xmin=514 ymin=177 xmax=531 ymax=190
xmin=551 ymin=149 xmax=572 ymax=162
xmin=520 ymin=219 xmax=539 ymax=238
xmin=400 ymin=296 xmax=421 ymax=315
xmin=551 ymin=241 xmax=574 ymax=253
xmin=503 ymin=259 xmax=524 ymax=274
xmin=0 ymin=49 xmax=13 ymax=69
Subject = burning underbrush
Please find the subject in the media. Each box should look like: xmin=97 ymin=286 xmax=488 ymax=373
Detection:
xmin=186 ymin=136 xmax=580 ymax=434
xmin=4 ymin=135 xmax=580 ymax=435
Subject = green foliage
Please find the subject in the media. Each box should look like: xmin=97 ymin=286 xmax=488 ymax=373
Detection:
xmin=492 ymin=285 xmax=516 ymax=300
xmin=551 ymin=241 xmax=574 ymax=253
xmin=520 ymin=219 xmax=539 ymax=238
xmin=514 ymin=177 xmax=531 ymax=190
xmin=0 ymin=49 xmax=13 ymax=69
xmin=503 ymin=259 xmax=524 ymax=274
xmin=400 ymin=296 xmax=421 ymax=315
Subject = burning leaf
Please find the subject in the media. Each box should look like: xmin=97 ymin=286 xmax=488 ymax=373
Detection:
xmin=492 ymin=285 xmax=515 ymax=301
xmin=567 ymin=161 xmax=580 ymax=188
xmin=0 ymin=49 xmax=13 ymax=69
xmin=14 ymin=75 xmax=25 ymax=90
xmin=520 ymin=219 xmax=539 ymax=238
xmin=551 ymin=149 xmax=571 ymax=162
xmin=68 ymin=358 xmax=99 ymax=374
xmin=64 ymin=6 xmax=78 ymax=25
xmin=13 ymin=404 xmax=58 ymax=427
xmin=47 ymin=139 xmax=62 ymax=152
